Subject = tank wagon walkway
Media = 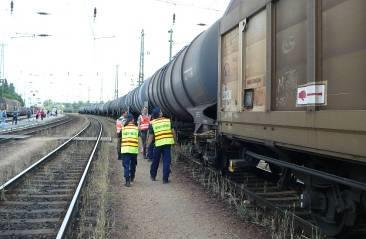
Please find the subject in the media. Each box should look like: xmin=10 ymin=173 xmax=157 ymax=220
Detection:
xmin=108 ymin=157 xmax=268 ymax=239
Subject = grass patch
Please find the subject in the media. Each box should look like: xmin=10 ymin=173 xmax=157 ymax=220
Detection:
xmin=71 ymin=141 xmax=112 ymax=238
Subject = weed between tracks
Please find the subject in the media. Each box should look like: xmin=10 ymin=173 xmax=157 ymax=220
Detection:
xmin=174 ymin=145 xmax=324 ymax=239
xmin=71 ymin=140 xmax=111 ymax=239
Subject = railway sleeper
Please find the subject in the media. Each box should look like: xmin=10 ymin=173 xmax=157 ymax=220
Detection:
xmin=0 ymin=220 xmax=59 ymax=231
xmin=4 ymin=193 xmax=71 ymax=201
xmin=256 ymin=190 xmax=297 ymax=196
xmin=0 ymin=228 xmax=55 ymax=237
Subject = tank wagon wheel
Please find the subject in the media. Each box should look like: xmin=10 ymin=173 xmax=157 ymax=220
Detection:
xmin=219 ymin=152 xmax=230 ymax=176
xmin=301 ymin=183 xmax=356 ymax=236
xmin=268 ymin=163 xmax=281 ymax=176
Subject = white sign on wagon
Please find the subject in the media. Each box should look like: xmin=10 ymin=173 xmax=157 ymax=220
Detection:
xmin=296 ymin=83 xmax=326 ymax=106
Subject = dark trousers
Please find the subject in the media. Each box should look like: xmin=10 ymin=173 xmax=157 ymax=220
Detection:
xmin=139 ymin=130 xmax=148 ymax=158
xmin=150 ymin=145 xmax=171 ymax=181
xmin=147 ymin=143 xmax=154 ymax=161
xmin=122 ymin=153 xmax=137 ymax=179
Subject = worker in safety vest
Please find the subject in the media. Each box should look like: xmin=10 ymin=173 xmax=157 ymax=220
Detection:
xmin=117 ymin=113 xmax=139 ymax=187
xmin=146 ymin=109 xmax=159 ymax=162
xmin=147 ymin=107 xmax=176 ymax=184
xmin=116 ymin=111 xmax=127 ymax=136
xmin=137 ymin=106 xmax=150 ymax=159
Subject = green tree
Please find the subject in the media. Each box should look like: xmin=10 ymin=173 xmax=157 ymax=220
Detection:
xmin=0 ymin=79 xmax=25 ymax=106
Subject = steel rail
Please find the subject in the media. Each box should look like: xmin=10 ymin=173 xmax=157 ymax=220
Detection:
xmin=0 ymin=121 xmax=90 ymax=191
xmin=16 ymin=118 xmax=73 ymax=136
xmin=56 ymin=118 xmax=103 ymax=239
xmin=0 ymin=117 xmax=73 ymax=144
xmin=0 ymin=116 xmax=70 ymax=135
xmin=5 ymin=115 xmax=27 ymax=122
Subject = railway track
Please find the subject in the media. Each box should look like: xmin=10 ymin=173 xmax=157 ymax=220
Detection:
xmin=0 ymin=117 xmax=102 ymax=238
xmin=0 ymin=116 xmax=73 ymax=143
xmin=176 ymin=145 xmax=366 ymax=238
xmin=4 ymin=116 xmax=27 ymax=123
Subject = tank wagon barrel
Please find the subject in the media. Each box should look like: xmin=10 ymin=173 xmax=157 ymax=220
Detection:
xmin=147 ymin=21 xmax=219 ymax=125
xmin=135 ymin=78 xmax=150 ymax=112
xmin=88 ymin=20 xmax=219 ymax=125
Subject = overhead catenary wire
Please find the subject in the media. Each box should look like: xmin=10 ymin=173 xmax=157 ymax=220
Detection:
xmin=151 ymin=0 xmax=221 ymax=12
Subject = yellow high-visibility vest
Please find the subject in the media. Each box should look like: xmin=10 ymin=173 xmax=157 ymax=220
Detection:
xmin=151 ymin=117 xmax=174 ymax=147
xmin=121 ymin=123 xmax=139 ymax=154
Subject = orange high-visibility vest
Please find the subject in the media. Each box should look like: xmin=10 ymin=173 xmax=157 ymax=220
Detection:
xmin=116 ymin=119 xmax=122 ymax=133
xmin=139 ymin=115 xmax=150 ymax=130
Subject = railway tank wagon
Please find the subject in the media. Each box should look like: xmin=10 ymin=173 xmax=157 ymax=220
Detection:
xmin=145 ymin=20 xmax=220 ymax=128
xmin=213 ymin=0 xmax=366 ymax=236
xmin=134 ymin=78 xmax=150 ymax=113
xmin=98 ymin=20 xmax=220 ymax=129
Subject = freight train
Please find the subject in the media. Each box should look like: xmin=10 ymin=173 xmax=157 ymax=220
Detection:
xmin=80 ymin=0 xmax=366 ymax=236
xmin=0 ymin=97 xmax=28 ymax=117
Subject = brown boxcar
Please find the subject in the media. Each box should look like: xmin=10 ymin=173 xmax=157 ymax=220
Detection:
xmin=0 ymin=97 xmax=21 ymax=114
xmin=218 ymin=0 xmax=366 ymax=236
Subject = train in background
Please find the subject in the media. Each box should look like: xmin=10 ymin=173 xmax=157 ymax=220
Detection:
xmin=0 ymin=97 xmax=29 ymax=117
xmin=80 ymin=0 xmax=366 ymax=236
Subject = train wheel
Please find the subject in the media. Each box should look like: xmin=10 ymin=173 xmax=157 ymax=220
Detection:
xmin=268 ymin=163 xmax=281 ymax=175
xmin=302 ymin=184 xmax=356 ymax=236
xmin=218 ymin=150 xmax=229 ymax=176
xmin=362 ymin=191 xmax=366 ymax=211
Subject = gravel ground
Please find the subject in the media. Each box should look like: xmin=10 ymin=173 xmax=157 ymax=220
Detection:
xmin=107 ymin=146 xmax=269 ymax=238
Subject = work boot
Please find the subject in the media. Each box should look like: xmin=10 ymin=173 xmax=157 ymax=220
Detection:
xmin=125 ymin=177 xmax=131 ymax=187
xmin=150 ymin=176 xmax=156 ymax=181
xmin=130 ymin=175 xmax=135 ymax=183
xmin=163 ymin=179 xmax=169 ymax=184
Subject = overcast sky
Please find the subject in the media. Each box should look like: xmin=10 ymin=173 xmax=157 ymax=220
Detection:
xmin=0 ymin=0 xmax=229 ymax=105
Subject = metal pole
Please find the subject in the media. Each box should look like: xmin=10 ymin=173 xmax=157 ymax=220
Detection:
xmin=100 ymin=77 xmax=103 ymax=102
xmin=0 ymin=44 xmax=4 ymax=79
xmin=138 ymin=29 xmax=144 ymax=86
xmin=87 ymin=87 xmax=90 ymax=102
xmin=168 ymin=29 xmax=172 ymax=61
xmin=168 ymin=13 xmax=176 ymax=61
xmin=0 ymin=44 xmax=4 ymax=98
xmin=0 ymin=79 xmax=3 ymax=98
xmin=114 ymin=65 xmax=119 ymax=99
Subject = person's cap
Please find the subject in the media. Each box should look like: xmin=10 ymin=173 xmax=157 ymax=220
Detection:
xmin=126 ymin=113 xmax=134 ymax=121
xmin=151 ymin=107 xmax=161 ymax=118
